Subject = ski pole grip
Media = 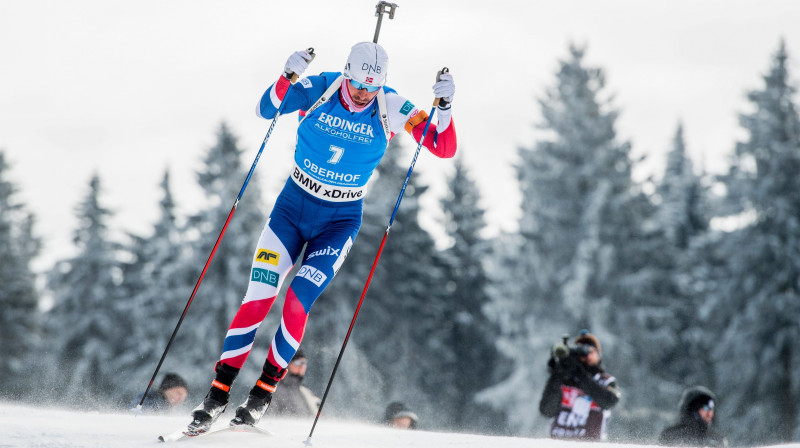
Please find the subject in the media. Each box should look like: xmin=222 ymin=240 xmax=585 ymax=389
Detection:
xmin=375 ymin=1 xmax=398 ymax=19
xmin=286 ymin=47 xmax=315 ymax=84
xmin=433 ymin=67 xmax=449 ymax=107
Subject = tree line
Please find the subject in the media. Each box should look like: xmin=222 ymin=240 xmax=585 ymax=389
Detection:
xmin=1 ymin=40 xmax=798 ymax=445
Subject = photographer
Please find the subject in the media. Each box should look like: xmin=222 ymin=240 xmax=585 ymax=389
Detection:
xmin=539 ymin=331 xmax=620 ymax=440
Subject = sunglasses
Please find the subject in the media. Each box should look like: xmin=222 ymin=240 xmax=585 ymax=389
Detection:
xmin=701 ymin=404 xmax=714 ymax=412
xmin=350 ymin=80 xmax=381 ymax=93
xmin=291 ymin=359 xmax=307 ymax=366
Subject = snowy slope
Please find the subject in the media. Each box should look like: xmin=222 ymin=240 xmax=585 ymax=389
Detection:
xmin=4 ymin=402 xmax=800 ymax=448
xmin=0 ymin=402 xmax=565 ymax=448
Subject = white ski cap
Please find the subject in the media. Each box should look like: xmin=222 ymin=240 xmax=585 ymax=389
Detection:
xmin=343 ymin=42 xmax=388 ymax=87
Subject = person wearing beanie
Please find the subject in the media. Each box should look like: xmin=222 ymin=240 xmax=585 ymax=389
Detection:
xmin=269 ymin=349 xmax=320 ymax=417
xmin=659 ymin=386 xmax=728 ymax=447
xmin=383 ymin=402 xmax=419 ymax=429
xmin=131 ymin=372 xmax=189 ymax=413
xmin=574 ymin=333 xmax=602 ymax=356
xmin=539 ymin=331 xmax=620 ymax=440
xmin=186 ymin=42 xmax=457 ymax=434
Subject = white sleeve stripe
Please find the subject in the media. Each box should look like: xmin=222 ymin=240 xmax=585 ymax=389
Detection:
xmin=269 ymin=86 xmax=281 ymax=109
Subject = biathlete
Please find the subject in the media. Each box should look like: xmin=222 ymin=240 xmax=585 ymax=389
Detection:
xmin=187 ymin=41 xmax=457 ymax=433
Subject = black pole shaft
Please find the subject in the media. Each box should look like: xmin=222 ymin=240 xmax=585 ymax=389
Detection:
xmin=373 ymin=13 xmax=384 ymax=43
xmin=372 ymin=2 xmax=397 ymax=44
xmin=304 ymin=229 xmax=390 ymax=445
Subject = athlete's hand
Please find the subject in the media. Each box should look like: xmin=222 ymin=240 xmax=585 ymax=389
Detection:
xmin=433 ymin=72 xmax=455 ymax=108
xmin=284 ymin=49 xmax=314 ymax=79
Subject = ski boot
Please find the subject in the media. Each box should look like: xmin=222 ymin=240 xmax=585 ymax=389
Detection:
xmin=186 ymin=363 xmax=239 ymax=435
xmin=230 ymin=361 xmax=287 ymax=427
xmin=230 ymin=390 xmax=273 ymax=426
xmin=187 ymin=391 xmax=227 ymax=435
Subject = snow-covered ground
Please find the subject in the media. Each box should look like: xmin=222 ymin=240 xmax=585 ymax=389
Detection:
xmin=0 ymin=402 xmax=567 ymax=448
xmin=4 ymin=402 xmax=800 ymax=448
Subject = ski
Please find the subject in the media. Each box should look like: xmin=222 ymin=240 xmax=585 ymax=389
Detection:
xmin=158 ymin=423 xmax=273 ymax=443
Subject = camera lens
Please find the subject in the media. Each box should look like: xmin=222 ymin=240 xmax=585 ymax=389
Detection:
xmin=574 ymin=344 xmax=592 ymax=357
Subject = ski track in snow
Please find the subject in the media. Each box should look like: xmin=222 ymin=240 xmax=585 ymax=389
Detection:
xmin=4 ymin=402 xmax=800 ymax=448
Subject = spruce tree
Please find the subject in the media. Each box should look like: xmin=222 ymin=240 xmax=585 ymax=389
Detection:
xmin=0 ymin=151 xmax=41 ymax=400
xmin=437 ymin=156 xmax=505 ymax=431
xmin=654 ymin=124 xmax=715 ymax=391
xmin=656 ymin=124 xmax=709 ymax=250
xmin=711 ymin=40 xmax=800 ymax=445
xmin=113 ymin=169 xmax=192 ymax=404
xmin=45 ymin=174 xmax=122 ymax=405
xmin=175 ymin=123 xmax=268 ymax=391
xmin=480 ymin=44 xmax=638 ymax=435
xmin=609 ymin=124 xmax=713 ymax=440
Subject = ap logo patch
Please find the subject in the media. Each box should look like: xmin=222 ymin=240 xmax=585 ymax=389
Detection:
xmin=399 ymin=100 xmax=415 ymax=115
xmin=255 ymin=248 xmax=279 ymax=266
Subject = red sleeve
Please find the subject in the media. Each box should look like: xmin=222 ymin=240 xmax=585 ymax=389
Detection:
xmin=410 ymin=117 xmax=457 ymax=159
xmin=274 ymin=75 xmax=292 ymax=101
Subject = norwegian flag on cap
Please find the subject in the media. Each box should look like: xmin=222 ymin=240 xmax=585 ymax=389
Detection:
xmin=366 ymin=77 xmax=374 ymax=83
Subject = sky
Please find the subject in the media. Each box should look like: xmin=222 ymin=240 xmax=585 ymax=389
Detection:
xmin=2 ymin=0 xmax=800 ymax=272
xmin=6 ymin=402 xmax=800 ymax=448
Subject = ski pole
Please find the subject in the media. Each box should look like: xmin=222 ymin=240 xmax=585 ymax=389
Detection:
xmin=134 ymin=49 xmax=315 ymax=414
xmin=373 ymin=1 xmax=398 ymax=43
xmin=305 ymin=68 xmax=448 ymax=446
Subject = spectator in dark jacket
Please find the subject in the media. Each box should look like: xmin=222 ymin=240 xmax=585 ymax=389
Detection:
xmin=270 ymin=349 xmax=320 ymax=416
xmin=131 ymin=373 xmax=189 ymax=413
xmin=659 ymin=385 xmax=727 ymax=447
xmin=383 ymin=402 xmax=419 ymax=429
xmin=539 ymin=331 xmax=620 ymax=440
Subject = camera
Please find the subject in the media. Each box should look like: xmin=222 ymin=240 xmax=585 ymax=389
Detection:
xmin=551 ymin=334 xmax=593 ymax=361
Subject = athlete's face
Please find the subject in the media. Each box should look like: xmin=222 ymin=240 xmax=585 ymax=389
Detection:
xmin=346 ymin=81 xmax=381 ymax=107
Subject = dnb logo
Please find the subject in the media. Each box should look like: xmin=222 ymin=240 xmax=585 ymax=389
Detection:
xmin=297 ymin=265 xmax=327 ymax=287
xmin=251 ymin=268 xmax=279 ymax=287
xmin=255 ymin=248 xmax=279 ymax=266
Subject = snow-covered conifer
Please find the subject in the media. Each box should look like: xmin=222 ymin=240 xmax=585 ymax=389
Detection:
xmin=0 ymin=151 xmax=41 ymax=399
xmin=710 ymin=40 xmax=800 ymax=445
xmin=45 ymin=174 xmax=123 ymax=404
